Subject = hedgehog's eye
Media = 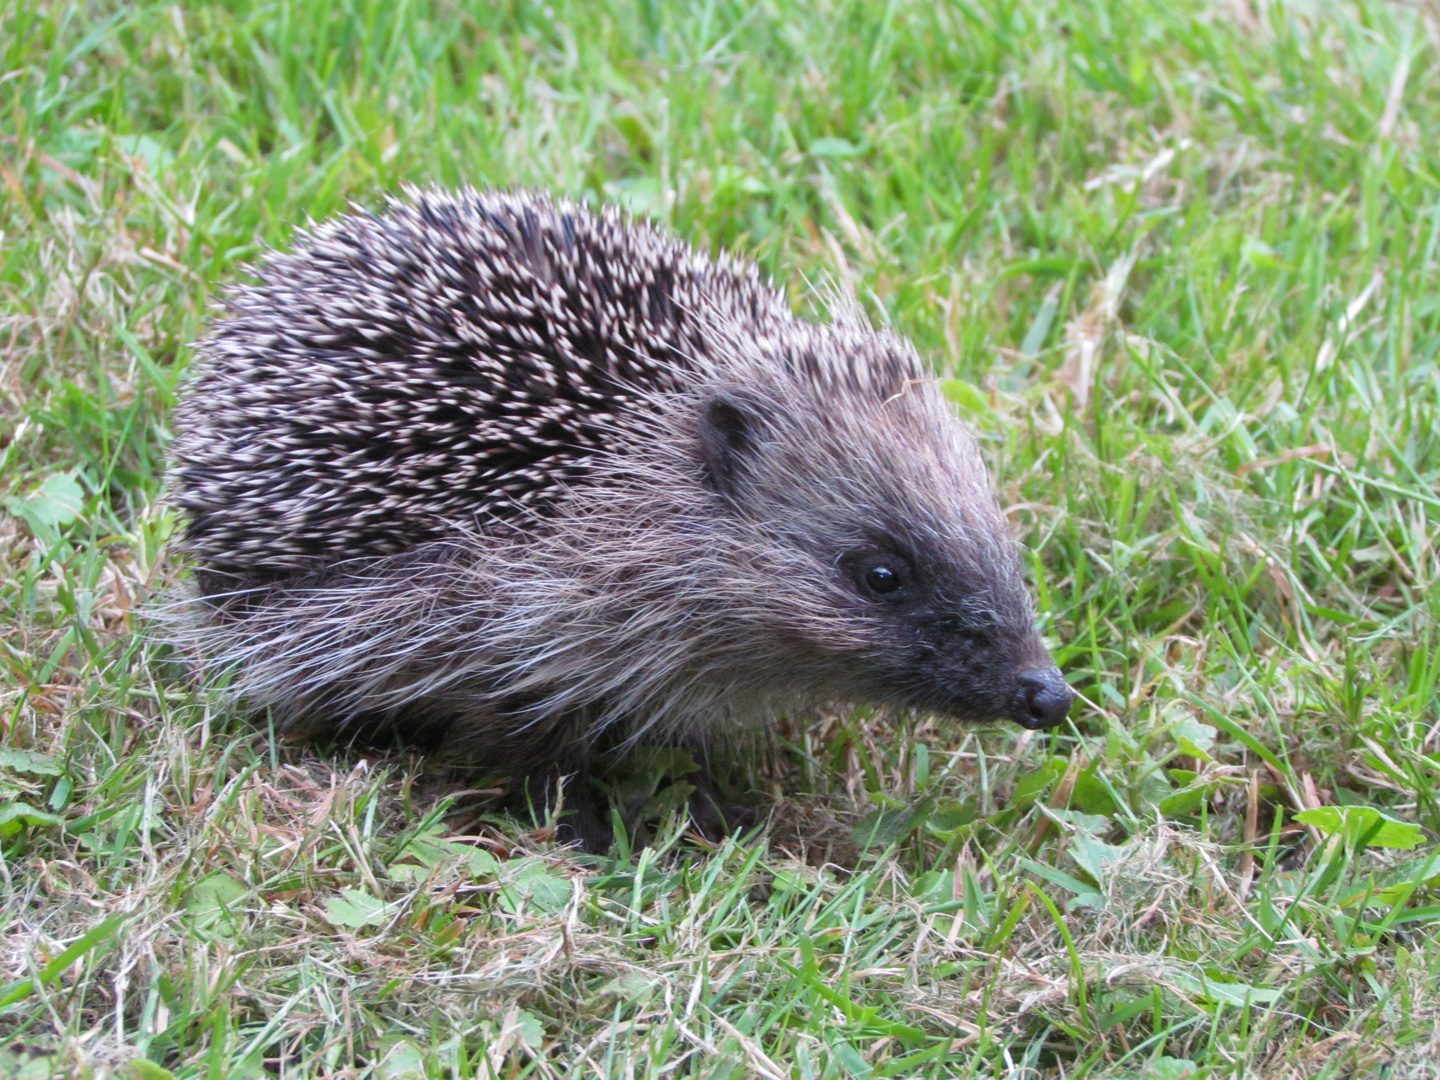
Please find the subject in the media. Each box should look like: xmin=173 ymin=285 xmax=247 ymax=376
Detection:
xmin=865 ymin=565 xmax=901 ymax=594
xmin=847 ymin=549 xmax=914 ymax=602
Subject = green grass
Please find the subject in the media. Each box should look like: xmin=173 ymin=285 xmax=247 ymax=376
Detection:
xmin=3 ymin=0 xmax=1439 ymax=1075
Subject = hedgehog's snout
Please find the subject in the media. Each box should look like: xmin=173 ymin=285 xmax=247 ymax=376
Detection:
xmin=1011 ymin=666 xmax=1073 ymax=730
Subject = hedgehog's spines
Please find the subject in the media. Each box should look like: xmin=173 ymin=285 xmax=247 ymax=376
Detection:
xmin=171 ymin=188 xmax=923 ymax=573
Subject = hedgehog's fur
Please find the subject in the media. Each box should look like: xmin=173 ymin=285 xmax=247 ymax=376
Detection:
xmin=169 ymin=188 xmax=1071 ymax=850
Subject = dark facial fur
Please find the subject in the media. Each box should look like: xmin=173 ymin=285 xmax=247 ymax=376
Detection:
xmin=167 ymin=188 xmax=1071 ymax=847
xmin=688 ymin=364 xmax=1070 ymax=732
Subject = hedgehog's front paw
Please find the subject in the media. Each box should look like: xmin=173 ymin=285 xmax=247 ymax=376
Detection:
xmin=539 ymin=770 xmax=614 ymax=854
xmin=686 ymin=773 xmax=759 ymax=841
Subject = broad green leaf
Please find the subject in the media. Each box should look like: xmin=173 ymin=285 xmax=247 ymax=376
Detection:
xmin=1159 ymin=785 xmax=1208 ymax=817
xmin=513 ymin=1009 xmax=545 ymax=1051
xmin=808 ymin=137 xmax=863 ymax=158
xmin=4 ymin=472 xmax=85 ymax=531
xmin=1241 ymin=235 xmax=1289 ymax=271
xmin=598 ymin=971 xmax=659 ymax=1003
xmin=639 ymin=780 xmax=694 ymax=822
xmin=923 ymin=802 xmax=976 ymax=836
xmin=852 ymin=806 xmax=919 ymax=848
xmin=628 ymin=746 xmax=699 ymax=780
xmin=388 ymin=828 xmax=501 ymax=882
xmin=1013 ymin=757 xmax=1065 ymax=806
xmin=1295 ymin=806 xmax=1423 ymax=850
xmin=940 ymin=378 xmax=998 ymax=425
xmin=0 ymin=749 xmax=62 ymax=776
xmin=0 ymin=802 xmax=64 ymax=836
xmin=1042 ymin=807 xmax=1113 ymax=835
xmin=1168 ymin=971 xmax=1281 ymax=1008
xmin=129 ymin=1060 xmax=177 ymax=1080
xmin=322 ymin=888 xmax=391 ymax=929
xmin=184 ymin=873 xmax=251 ymax=928
xmin=375 ymin=1041 xmax=425 ymax=1080
xmin=1172 ymin=717 xmax=1217 ymax=761
xmin=1148 ymin=1057 xmax=1200 ymax=1079
xmin=1070 ymin=832 xmax=1130 ymax=889
xmin=1073 ymin=764 xmax=1120 ymax=816
xmin=499 ymin=861 xmax=572 ymax=915
xmin=1019 ymin=857 xmax=1106 ymax=912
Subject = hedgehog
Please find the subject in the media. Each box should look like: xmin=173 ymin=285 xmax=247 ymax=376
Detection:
xmin=168 ymin=187 xmax=1073 ymax=851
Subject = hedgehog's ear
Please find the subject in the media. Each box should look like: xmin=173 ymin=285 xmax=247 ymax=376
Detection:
xmin=699 ymin=392 xmax=769 ymax=503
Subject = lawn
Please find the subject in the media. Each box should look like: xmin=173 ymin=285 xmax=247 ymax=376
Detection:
xmin=3 ymin=0 xmax=1439 ymax=1076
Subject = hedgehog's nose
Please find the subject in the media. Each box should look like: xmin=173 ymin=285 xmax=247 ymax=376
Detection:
xmin=1012 ymin=667 xmax=1073 ymax=730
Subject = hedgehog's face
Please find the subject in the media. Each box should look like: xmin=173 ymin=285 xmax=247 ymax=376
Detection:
xmin=696 ymin=383 xmax=1071 ymax=731
xmin=836 ymin=541 xmax=1072 ymax=730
